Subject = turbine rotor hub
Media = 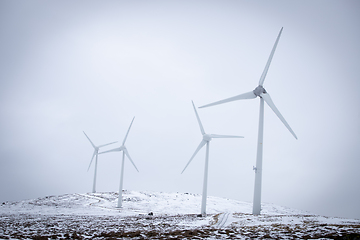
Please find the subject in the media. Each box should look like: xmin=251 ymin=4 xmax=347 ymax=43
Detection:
xmin=203 ymin=134 xmax=212 ymax=142
xmin=253 ymin=85 xmax=267 ymax=97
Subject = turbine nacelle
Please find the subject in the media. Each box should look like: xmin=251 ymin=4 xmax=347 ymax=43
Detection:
xmin=203 ymin=134 xmax=212 ymax=142
xmin=253 ymin=85 xmax=267 ymax=97
xmin=117 ymin=145 xmax=126 ymax=152
xmin=113 ymin=145 xmax=126 ymax=152
xmin=99 ymin=145 xmax=126 ymax=154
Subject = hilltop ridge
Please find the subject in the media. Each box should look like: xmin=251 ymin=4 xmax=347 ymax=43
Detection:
xmin=1 ymin=191 xmax=359 ymax=239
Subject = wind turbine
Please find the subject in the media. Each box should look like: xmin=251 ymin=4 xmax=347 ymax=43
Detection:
xmin=182 ymin=101 xmax=244 ymax=216
xmin=99 ymin=117 xmax=139 ymax=208
xmin=199 ymin=27 xmax=297 ymax=215
xmin=83 ymin=132 xmax=117 ymax=193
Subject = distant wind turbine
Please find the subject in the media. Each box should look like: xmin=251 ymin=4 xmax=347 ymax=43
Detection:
xmin=83 ymin=132 xmax=117 ymax=193
xmin=199 ymin=27 xmax=297 ymax=215
xmin=182 ymin=101 xmax=244 ymax=216
xmin=99 ymin=117 xmax=139 ymax=208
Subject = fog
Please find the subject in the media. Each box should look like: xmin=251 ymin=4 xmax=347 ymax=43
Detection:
xmin=0 ymin=0 xmax=359 ymax=219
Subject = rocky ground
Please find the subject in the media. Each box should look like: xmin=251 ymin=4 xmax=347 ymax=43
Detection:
xmin=1 ymin=191 xmax=359 ymax=239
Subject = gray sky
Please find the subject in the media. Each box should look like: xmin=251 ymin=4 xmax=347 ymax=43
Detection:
xmin=1 ymin=0 xmax=359 ymax=219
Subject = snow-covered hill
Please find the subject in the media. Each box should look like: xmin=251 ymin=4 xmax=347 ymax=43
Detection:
xmin=1 ymin=191 xmax=359 ymax=239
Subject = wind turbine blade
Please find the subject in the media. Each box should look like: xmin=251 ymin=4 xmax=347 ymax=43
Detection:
xmin=258 ymin=27 xmax=283 ymax=86
xmin=87 ymin=150 xmax=97 ymax=171
xmin=124 ymin=149 xmax=139 ymax=172
xmin=209 ymin=134 xmax=244 ymax=138
xmin=261 ymin=92 xmax=297 ymax=139
xmin=181 ymin=140 xmax=207 ymax=174
xmin=199 ymin=91 xmax=256 ymax=108
xmin=98 ymin=141 xmax=118 ymax=148
xmin=99 ymin=147 xmax=122 ymax=154
xmin=122 ymin=117 xmax=135 ymax=145
xmin=192 ymin=101 xmax=205 ymax=135
xmin=83 ymin=131 xmax=96 ymax=149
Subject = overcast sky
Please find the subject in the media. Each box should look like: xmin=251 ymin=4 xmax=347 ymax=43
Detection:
xmin=1 ymin=0 xmax=359 ymax=220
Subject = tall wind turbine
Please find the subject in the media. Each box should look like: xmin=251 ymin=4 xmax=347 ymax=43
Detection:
xmin=199 ymin=27 xmax=297 ymax=215
xmin=99 ymin=117 xmax=139 ymax=208
xmin=182 ymin=101 xmax=244 ymax=216
xmin=83 ymin=132 xmax=117 ymax=193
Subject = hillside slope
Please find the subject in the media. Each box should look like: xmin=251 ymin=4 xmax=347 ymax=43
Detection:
xmin=1 ymin=191 xmax=359 ymax=239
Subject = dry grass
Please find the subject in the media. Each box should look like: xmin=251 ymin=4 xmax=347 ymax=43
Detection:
xmin=1 ymin=213 xmax=360 ymax=239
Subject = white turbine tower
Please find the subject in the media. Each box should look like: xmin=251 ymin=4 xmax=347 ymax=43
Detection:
xmin=99 ymin=117 xmax=139 ymax=208
xmin=83 ymin=132 xmax=117 ymax=193
xmin=182 ymin=101 xmax=244 ymax=216
xmin=199 ymin=27 xmax=297 ymax=215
